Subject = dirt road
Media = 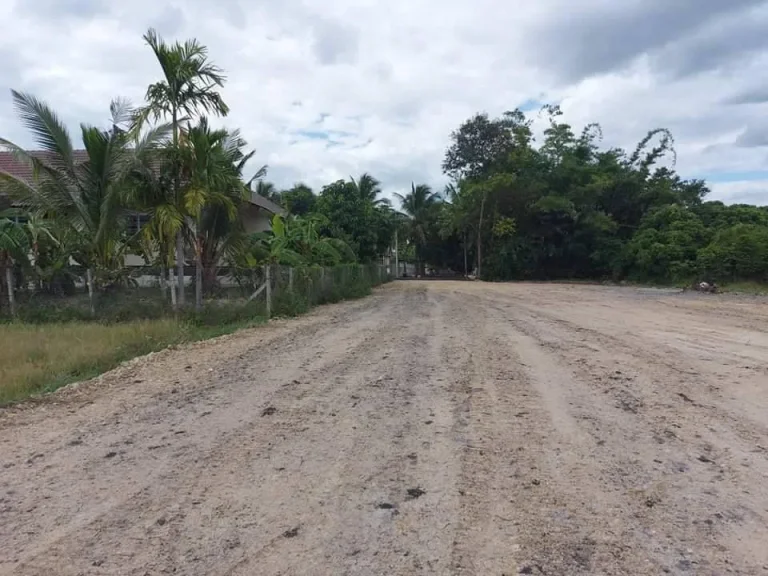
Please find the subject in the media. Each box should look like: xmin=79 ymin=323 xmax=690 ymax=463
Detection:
xmin=2 ymin=282 xmax=768 ymax=575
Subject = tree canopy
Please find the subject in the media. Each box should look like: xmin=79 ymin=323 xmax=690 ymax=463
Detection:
xmin=2 ymin=25 xmax=768 ymax=319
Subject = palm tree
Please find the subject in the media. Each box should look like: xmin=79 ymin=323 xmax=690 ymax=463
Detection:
xmin=180 ymin=118 xmax=254 ymax=308
xmin=0 ymin=91 xmax=160 ymax=314
xmin=440 ymin=181 xmax=471 ymax=276
xmin=394 ymin=183 xmax=441 ymax=276
xmin=0 ymin=213 xmax=28 ymax=317
xmin=123 ymin=134 xmax=180 ymax=306
xmin=23 ymin=212 xmax=57 ymax=278
xmin=140 ymin=28 xmax=229 ymax=306
xmin=351 ymin=173 xmax=390 ymax=206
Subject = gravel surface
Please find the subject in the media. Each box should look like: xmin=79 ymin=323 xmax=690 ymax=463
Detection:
xmin=1 ymin=281 xmax=768 ymax=575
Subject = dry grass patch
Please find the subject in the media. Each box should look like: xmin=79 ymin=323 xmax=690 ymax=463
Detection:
xmin=0 ymin=320 xmax=185 ymax=404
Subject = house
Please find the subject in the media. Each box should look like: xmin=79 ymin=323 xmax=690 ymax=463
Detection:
xmin=0 ymin=150 xmax=283 ymax=265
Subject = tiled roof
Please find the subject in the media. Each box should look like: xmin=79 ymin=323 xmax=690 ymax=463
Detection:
xmin=0 ymin=150 xmax=89 ymax=183
xmin=1 ymin=151 xmax=285 ymax=214
xmin=247 ymin=193 xmax=285 ymax=215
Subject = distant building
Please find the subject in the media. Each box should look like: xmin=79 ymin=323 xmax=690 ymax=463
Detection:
xmin=0 ymin=150 xmax=283 ymax=266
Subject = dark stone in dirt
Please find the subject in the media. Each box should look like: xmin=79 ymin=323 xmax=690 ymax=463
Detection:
xmin=283 ymin=527 xmax=299 ymax=538
xmin=262 ymin=406 xmax=277 ymax=416
xmin=92 ymin=559 xmax=104 ymax=567
xmin=698 ymin=455 xmax=713 ymax=463
xmin=200 ymin=411 xmax=212 ymax=417
xmin=133 ymin=380 xmax=143 ymax=384
xmin=26 ymin=453 xmax=44 ymax=465
xmin=377 ymin=503 xmax=395 ymax=509
xmin=157 ymin=517 xmax=167 ymax=526
xmin=406 ymin=487 xmax=426 ymax=500
xmin=424 ymin=420 xmax=434 ymax=425
xmin=407 ymin=453 xmax=417 ymax=461
xmin=678 ymin=392 xmax=695 ymax=403
xmin=531 ymin=479 xmax=541 ymax=486
xmin=105 ymin=452 xmax=117 ymax=459
xmin=519 ymin=566 xmax=533 ymax=574
xmin=67 ymin=439 xmax=83 ymax=446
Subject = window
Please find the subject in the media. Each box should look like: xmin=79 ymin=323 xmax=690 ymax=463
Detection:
xmin=127 ymin=213 xmax=151 ymax=236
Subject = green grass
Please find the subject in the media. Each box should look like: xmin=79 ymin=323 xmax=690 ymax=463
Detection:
xmin=0 ymin=268 xmax=391 ymax=404
xmin=718 ymin=281 xmax=768 ymax=295
xmin=0 ymin=293 xmax=274 ymax=404
xmin=0 ymin=317 xmax=269 ymax=405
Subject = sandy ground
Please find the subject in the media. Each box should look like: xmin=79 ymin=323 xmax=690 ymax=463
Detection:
xmin=2 ymin=281 xmax=768 ymax=576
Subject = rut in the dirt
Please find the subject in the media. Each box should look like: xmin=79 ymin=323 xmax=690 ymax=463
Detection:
xmin=1 ymin=282 xmax=767 ymax=576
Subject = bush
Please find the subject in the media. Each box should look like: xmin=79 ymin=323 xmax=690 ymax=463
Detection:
xmin=2 ymin=264 xmax=391 ymax=324
xmin=697 ymin=224 xmax=768 ymax=282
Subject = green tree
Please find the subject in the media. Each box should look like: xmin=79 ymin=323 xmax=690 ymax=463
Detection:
xmin=0 ymin=92 xmax=161 ymax=314
xmin=351 ymin=173 xmax=390 ymax=206
xmin=140 ymin=28 xmax=229 ymax=307
xmin=179 ymin=118 xmax=254 ymax=307
xmin=315 ymin=179 xmax=383 ymax=262
xmin=281 ymin=184 xmax=316 ymax=215
xmin=443 ymin=109 xmax=532 ymax=180
xmin=698 ymin=224 xmax=768 ymax=282
xmin=395 ymin=183 xmax=441 ymax=276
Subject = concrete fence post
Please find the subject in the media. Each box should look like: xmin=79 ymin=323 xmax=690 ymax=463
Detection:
xmin=265 ymin=264 xmax=272 ymax=319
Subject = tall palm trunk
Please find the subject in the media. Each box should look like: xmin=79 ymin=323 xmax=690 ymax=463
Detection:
xmin=175 ymin=230 xmax=185 ymax=307
xmin=86 ymin=268 xmax=95 ymax=317
xmin=159 ymin=262 xmax=167 ymax=298
xmin=194 ymin=233 xmax=203 ymax=311
xmin=169 ymin=266 xmax=177 ymax=308
xmin=4 ymin=257 xmax=15 ymax=318
xmin=172 ymin=108 xmax=186 ymax=307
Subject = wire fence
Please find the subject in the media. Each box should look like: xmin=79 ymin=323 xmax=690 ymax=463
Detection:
xmin=0 ymin=263 xmax=393 ymax=324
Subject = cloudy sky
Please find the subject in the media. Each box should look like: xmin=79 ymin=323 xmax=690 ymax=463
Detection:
xmin=1 ymin=0 xmax=768 ymax=204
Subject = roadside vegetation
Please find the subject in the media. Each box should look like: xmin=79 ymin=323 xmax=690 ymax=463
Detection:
xmin=1 ymin=28 xmax=767 ymax=402
xmin=407 ymin=108 xmax=768 ymax=286
xmin=0 ymin=262 xmax=386 ymax=404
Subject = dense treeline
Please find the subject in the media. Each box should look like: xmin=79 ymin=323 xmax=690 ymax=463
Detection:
xmin=420 ymin=106 xmax=768 ymax=284
xmin=2 ymin=25 xmax=767 ymax=318
xmin=270 ymin=106 xmax=768 ymax=285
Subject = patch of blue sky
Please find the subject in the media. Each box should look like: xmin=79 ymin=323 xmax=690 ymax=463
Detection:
xmin=698 ymin=170 xmax=768 ymax=183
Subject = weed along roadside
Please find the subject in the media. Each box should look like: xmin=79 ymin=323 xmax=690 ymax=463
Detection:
xmin=0 ymin=264 xmax=391 ymax=405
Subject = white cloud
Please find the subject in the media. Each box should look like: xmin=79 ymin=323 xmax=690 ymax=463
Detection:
xmin=1 ymin=0 xmax=768 ymax=203
xmin=709 ymin=180 xmax=768 ymax=205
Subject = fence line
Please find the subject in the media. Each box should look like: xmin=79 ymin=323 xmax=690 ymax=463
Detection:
xmin=1 ymin=263 xmax=393 ymax=322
